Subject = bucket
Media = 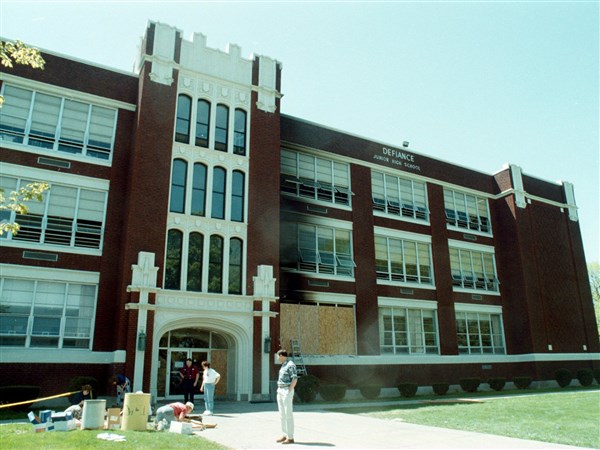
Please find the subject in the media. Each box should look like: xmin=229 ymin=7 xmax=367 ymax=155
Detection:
xmin=81 ymin=399 xmax=106 ymax=429
xmin=120 ymin=393 xmax=151 ymax=431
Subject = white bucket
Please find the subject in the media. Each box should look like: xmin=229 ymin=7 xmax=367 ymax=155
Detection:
xmin=121 ymin=393 xmax=151 ymax=431
xmin=81 ymin=399 xmax=106 ymax=429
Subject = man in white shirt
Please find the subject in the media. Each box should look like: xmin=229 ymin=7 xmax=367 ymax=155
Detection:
xmin=200 ymin=361 xmax=221 ymax=415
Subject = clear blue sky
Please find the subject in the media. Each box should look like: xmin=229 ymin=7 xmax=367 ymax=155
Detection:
xmin=2 ymin=1 xmax=598 ymax=263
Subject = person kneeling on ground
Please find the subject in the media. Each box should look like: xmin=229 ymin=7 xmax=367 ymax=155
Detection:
xmin=154 ymin=401 xmax=194 ymax=431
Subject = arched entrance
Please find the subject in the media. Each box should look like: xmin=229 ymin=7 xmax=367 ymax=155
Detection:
xmin=157 ymin=328 xmax=230 ymax=399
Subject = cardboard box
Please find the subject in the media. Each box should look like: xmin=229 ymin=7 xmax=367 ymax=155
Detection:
xmin=168 ymin=421 xmax=193 ymax=435
xmin=28 ymin=411 xmax=41 ymax=424
xmin=106 ymin=408 xmax=121 ymax=430
xmin=39 ymin=410 xmax=53 ymax=423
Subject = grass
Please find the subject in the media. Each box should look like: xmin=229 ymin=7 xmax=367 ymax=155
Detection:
xmin=340 ymin=389 xmax=600 ymax=449
xmin=0 ymin=426 xmax=229 ymax=449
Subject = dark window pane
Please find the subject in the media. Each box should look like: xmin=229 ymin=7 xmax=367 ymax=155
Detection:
xmin=165 ymin=230 xmax=183 ymax=289
xmin=233 ymin=109 xmax=246 ymax=155
xmin=191 ymin=163 xmax=207 ymax=216
xmin=175 ymin=95 xmax=191 ymax=143
xmin=228 ymin=238 xmax=243 ymax=294
xmin=231 ymin=171 xmax=244 ymax=222
xmin=187 ymin=232 xmax=204 ymax=291
xmin=208 ymin=235 xmax=223 ymax=293
xmin=195 ymin=100 xmax=210 ymax=147
xmin=170 ymin=159 xmax=187 ymax=213
xmin=215 ymin=104 xmax=228 ymax=151
xmin=211 ymin=167 xmax=226 ymax=219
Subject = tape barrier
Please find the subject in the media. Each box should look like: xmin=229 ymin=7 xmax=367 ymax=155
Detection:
xmin=0 ymin=390 xmax=79 ymax=409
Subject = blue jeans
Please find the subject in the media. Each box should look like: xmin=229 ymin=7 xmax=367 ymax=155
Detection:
xmin=203 ymin=383 xmax=215 ymax=412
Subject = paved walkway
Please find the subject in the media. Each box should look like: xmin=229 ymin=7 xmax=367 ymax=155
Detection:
xmin=191 ymin=399 xmax=589 ymax=450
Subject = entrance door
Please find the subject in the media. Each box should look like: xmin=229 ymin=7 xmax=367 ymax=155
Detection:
xmin=168 ymin=350 xmax=207 ymax=398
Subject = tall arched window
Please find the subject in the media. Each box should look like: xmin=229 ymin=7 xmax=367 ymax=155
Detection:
xmin=195 ymin=99 xmax=210 ymax=148
xmin=175 ymin=94 xmax=191 ymax=143
xmin=233 ymin=109 xmax=247 ymax=155
xmin=165 ymin=229 xmax=183 ymax=289
xmin=231 ymin=170 xmax=245 ymax=222
xmin=215 ymin=104 xmax=229 ymax=152
xmin=211 ymin=167 xmax=226 ymax=220
xmin=229 ymin=238 xmax=243 ymax=294
xmin=187 ymin=232 xmax=204 ymax=292
xmin=191 ymin=163 xmax=207 ymax=216
xmin=170 ymin=159 xmax=187 ymax=213
xmin=208 ymin=235 xmax=223 ymax=293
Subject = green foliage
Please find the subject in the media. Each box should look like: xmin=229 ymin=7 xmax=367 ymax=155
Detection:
xmin=575 ymin=368 xmax=594 ymax=387
xmin=431 ymin=382 xmax=449 ymax=395
xmin=512 ymin=376 xmax=533 ymax=389
xmin=459 ymin=378 xmax=480 ymax=393
xmin=0 ymin=182 xmax=49 ymax=236
xmin=319 ymin=384 xmax=347 ymax=402
xmin=487 ymin=377 xmax=506 ymax=392
xmin=397 ymin=383 xmax=418 ymax=398
xmin=358 ymin=384 xmax=381 ymax=400
xmin=554 ymin=369 xmax=572 ymax=388
xmin=0 ymin=385 xmax=41 ymax=411
xmin=295 ymin=375 xmax=320 ymax=403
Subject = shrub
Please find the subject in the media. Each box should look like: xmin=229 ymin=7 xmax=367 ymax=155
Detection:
xmin=359 ymin=384 xmax=381 ymax=400
xmin=459 ymin=378 xmax=480 ymax=393
xmin=0 ymin=385 xmax=41 ymax=411
xmin=593 ymin=369 xmax=600 ymax=384
xmin=67 ymin=376 xmax=99 ymax=404
xmin=487 ymin=377 xmax=506 ymax=392
xmin=513 ymin=376 xmax=532 ymax=389
xmin=319 ymin=384 xmax=347 ymax=402
xmin=295 ymin=375 xmax=320 ymax=403
xmin=554 ymin=369 xmax=572 ymax=388
xmin=397 ymin=383 xmax=418 ymax=398
xmin=576 ymin=368 xmax=594 ymax=387
xmin=431 ymin=383 xmax=449 ymax=395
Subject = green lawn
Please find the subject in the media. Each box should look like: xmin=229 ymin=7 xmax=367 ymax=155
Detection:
xmin=0 ymin=426 xmax=229 ymax=449
xmin=347 ymin=390 xmax=600 ymax=449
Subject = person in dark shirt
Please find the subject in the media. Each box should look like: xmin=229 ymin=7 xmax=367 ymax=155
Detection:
xmin=72 ymin=384 xmax=93 ymax=407
xmin=179 ymin=358 xmax=200 ymax=404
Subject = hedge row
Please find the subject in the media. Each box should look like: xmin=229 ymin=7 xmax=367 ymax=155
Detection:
xmin=294 ymin=369 xmax=597 ymax=403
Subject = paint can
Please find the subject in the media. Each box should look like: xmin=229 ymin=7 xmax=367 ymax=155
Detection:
xmin=81 ymin=399 xmax=106 ymax=429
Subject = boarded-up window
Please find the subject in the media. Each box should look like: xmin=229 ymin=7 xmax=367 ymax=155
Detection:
xmin=280 ymin=303 xmax=356 ymax=355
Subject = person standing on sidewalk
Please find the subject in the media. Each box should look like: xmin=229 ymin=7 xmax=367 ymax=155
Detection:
xmin=275 ymin=349 xmax=298 ymax=445
xmin=200 ymin=360 xmax=221 ymax=415
xmin=179 ymin=358 xmax=200 ymax=404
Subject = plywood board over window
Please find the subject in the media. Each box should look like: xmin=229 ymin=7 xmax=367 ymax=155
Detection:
xmin=279 ymin=303 xmax=356 ymax=355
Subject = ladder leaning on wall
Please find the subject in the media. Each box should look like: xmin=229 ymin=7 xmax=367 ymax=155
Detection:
xmin=290 ymin=339 xmax=308 ymax=376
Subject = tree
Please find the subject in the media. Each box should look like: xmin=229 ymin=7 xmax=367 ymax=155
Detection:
xmin=1 ymin=39 xmax=48 ymax=232
xmin=0 ymin=182 xmax=49 ymax=236
xmin=588 ymin=263 xmax=600 ymax=335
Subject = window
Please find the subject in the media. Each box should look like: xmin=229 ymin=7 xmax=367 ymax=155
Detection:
xmin=228 ymin=238 xmax=243 ymax=294
xmin=211 ymin=167 xmax=226 ymax=219
xmin=1 ymin=84 xmax=117 ymax=160
xmin=187 ymin=232 xmax=204 ymax=292
xmin=233 ymin=109 xmax=247 ymax=155
xmin=231 ymin=170 xmax=245 ymax=222
xmin=280 ymin=149 xmax=351 ymax=206
xmin=1 ymin=176 xmax=106 ymax=250
xmin=191 ymin=163 xmax=207 ymax=216
xmin=165 ymin=230 xmax=183 ymax=290
xmin=215 ymin=104 xmax=229 ymax=152
xmin=449 ymin=246 xmax=499 ymax=292
xmin=0 ymin=277 xmax=96 ymax=349
xmin=380 ymin=306 xmax=439 ymax=354
xmin=208 ymin=235 xmax=224 ymax=293
xmin=169 ymin=159 xmax=187 ymax=213
xmin=282 ymin=222 xmax=355 ymax=277
xmin=175 ymin=94 xmax=192 ymax=143
xmin=444 ymin=189 xmax=491 ymax=233
xmin=195 ymin=100 xmax=210 ymax=148
xmin=371 ymin=171 xmax=429 ymax=221
xmin=455 ymin=308 xmax=505 ymax=354
xmin=375 ymin=235 xmax=433 ymax=284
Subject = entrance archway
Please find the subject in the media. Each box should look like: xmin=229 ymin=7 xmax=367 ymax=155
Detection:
xmin=157 ymin=328 xmax=230 ymax=399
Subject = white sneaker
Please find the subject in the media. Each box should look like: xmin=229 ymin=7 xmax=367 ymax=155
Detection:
xmin=203 ymin=410 xmax=212 ymax=416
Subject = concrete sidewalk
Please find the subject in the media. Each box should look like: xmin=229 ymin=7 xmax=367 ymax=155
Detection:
xmin=192 ymin=400 xmax=588 ymax=450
